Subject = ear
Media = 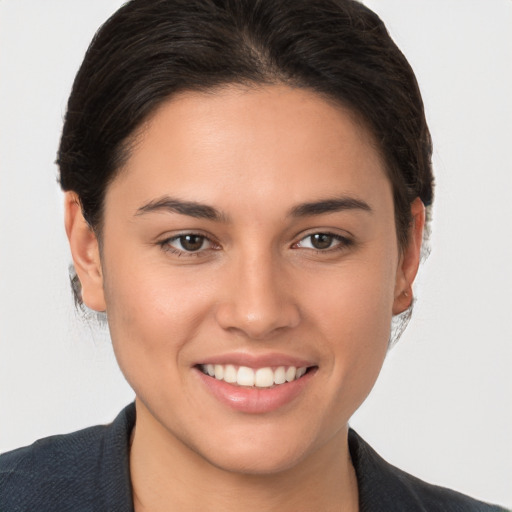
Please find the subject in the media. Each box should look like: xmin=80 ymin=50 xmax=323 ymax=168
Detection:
xmin=64 ymin=192 xmax=106 ymax=312
xmin=392 ymin=197 xmax=425 ymax=315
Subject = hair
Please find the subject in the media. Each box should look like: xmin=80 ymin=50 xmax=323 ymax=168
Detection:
xmin=58 ymin=0 xmax=434 ymax=308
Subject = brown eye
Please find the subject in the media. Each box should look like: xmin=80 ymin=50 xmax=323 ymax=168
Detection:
xmin=310 ymin=233 xmax=334 ymax=250
xmin=178 ymin=234 xmax=205 ymax=251
xmin=295 ymin=232 xmax=351 ymax=252
xmin=162 ymin=233 xmax=212 ymax=254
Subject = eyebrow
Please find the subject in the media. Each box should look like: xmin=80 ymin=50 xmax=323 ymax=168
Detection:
xmin=135 ymin=197 xmax=227 ymax=221
xmin=289 ymin=197 xmax=372 ymax=217
xmin=135 ymin=195 xmax=372 ymax=221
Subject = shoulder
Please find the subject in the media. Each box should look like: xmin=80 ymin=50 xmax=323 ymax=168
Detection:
xmin=0 ymin=424 xmax=108 ymax=511
xmin=0 ymin=404 xmax=135 ymax=512
xmin=348 ymin=429 xmax=510 ymax=512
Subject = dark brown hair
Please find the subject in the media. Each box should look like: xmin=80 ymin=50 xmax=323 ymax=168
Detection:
xmin=58 ymin=0 xmax=433 ymax=252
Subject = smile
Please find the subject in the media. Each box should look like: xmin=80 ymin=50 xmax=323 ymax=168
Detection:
xmin=199 ymin=364 xmax=310 ymax=388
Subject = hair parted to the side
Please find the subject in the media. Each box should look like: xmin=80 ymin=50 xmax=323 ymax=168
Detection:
xmin=57 ymin=0 xmax=434 ymax=311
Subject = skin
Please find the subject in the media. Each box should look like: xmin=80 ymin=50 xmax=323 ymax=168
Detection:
xmin=65 ymin=85 xmax=424 ymax=512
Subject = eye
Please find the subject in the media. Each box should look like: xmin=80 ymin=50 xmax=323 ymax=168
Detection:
xmin=295 ymin=232 xmax=350 ymax=251
xmin=161 ymin=233 xmax=216 ymax=254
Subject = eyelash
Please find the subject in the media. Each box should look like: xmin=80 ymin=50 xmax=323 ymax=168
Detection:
xmin=293 ymin=232 xmax=353 ymax=253
xmin=157 ymin=231 xmax=353 ymax=257
xmin=158 ymin=233 xmax=218 ymax=257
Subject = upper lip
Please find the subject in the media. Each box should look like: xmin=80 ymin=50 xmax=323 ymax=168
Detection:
xmin=196 ymin=352 xmax=316 ymax=369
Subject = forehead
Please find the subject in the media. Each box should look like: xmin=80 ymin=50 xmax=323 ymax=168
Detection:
xmin=107 ymin=84 xmax=391 ymax=216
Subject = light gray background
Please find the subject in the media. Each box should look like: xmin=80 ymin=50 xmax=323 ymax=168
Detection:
xmin=1 ymin=1 xmax=511 ymax=508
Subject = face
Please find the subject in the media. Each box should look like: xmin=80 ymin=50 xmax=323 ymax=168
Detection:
xmin=68 ymin=85 xmax=423 ymax=474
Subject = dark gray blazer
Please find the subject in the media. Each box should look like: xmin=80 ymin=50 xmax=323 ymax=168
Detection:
xmin=0 ymin=404 xmax=508 ymax=511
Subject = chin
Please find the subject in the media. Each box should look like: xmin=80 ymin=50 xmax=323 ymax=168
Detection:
xmin=202 ymin=442 xmax=308 ymax=476
xmin=186 ymin=421 xmax=330 ymax=476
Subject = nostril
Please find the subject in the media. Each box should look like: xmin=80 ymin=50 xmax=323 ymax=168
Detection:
xmin=214 ymin=301 xmax=301 ymax=340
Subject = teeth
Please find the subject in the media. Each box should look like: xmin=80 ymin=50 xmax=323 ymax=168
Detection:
xmin=237 ymin=366 xmax=255 ymax=386
xmin=223 ymin=364 xmax=237 ymax=383
xmin=214 ymin=364 xmax=224 ymax=380
xmin=285 ymin=366 xmax=296 ymax=382
xmin=200 ymin=364 xmax=309 ymax=387
xmin=274 ymin=366 xmax=286 ymax=385
xmin=296 ymin=367 xmax=307 ymax=379
xmin=255 ymin=367 xmax=274 ymax=387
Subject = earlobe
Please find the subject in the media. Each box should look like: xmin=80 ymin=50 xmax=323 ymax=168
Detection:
xmin=392 ymin=198 xmax=425 ymax=315
xmin=64 ymin=192 xmax=106 ymax=312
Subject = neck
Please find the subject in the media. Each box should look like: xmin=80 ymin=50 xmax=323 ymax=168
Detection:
xmin=130 ymin=400 xmax=359 ymax=512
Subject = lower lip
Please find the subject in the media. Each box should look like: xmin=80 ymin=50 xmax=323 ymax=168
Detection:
xmin=195 ymin=368 xmax=316 ymax=414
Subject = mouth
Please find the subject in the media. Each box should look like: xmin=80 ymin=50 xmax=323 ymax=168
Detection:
xmin=195 ymin=358 xmax=318 ymax=413
xmin=197 ymin=364 xmax=316 ymax=388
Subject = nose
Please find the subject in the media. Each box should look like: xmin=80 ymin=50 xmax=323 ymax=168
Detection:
xmin=214 ymin=252 xmax=301 ymax=340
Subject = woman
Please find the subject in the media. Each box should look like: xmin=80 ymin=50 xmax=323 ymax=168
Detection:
xmin=0 ymin=1 xmax=509 ymax=510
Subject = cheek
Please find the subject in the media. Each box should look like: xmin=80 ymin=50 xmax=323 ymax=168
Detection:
xmin=104 ymin=246 xmax=211 ymax=325
xmin=101 ymin=254 xmax=214 ymax=387
xmin=306 ymin=252 xmax=396 ymax=336
xmin=304 ymin=252 xmax=397 ymax=390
